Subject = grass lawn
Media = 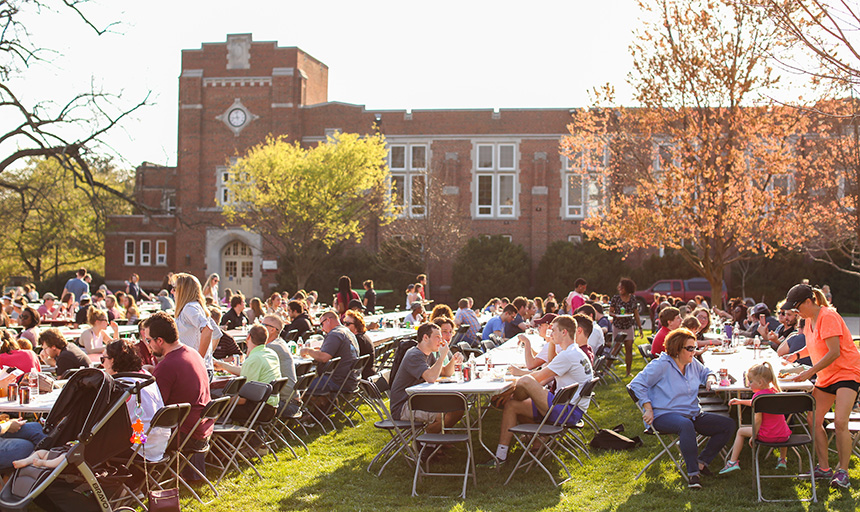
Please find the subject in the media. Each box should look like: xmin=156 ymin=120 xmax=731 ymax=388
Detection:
xmin=181 ymin=338 xmax=860 ymax=512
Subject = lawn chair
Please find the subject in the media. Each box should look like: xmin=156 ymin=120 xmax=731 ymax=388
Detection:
xmin=627 ymin=385 xmax=689 ymax=482
xmin=408 ymin=392 xmax=476 ymax=499
xmin=360 ymin=379 xmax=418 ymax=477
xmin=751 ymin=393 xmax=816 ymax=503
xmin=504 ymin=383 xmax=583 ymax=487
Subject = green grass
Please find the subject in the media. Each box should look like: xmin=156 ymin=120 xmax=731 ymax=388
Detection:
xmin=180 ymin=342 xmax=860 ymax=512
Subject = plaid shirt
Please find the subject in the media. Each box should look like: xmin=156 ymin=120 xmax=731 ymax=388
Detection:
xmin=454 ymin=308 xmax=482 ymax=343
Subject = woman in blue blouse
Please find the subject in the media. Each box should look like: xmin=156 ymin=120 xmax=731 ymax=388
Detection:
xmin=629 ymin=328 xmax=735 ymax=489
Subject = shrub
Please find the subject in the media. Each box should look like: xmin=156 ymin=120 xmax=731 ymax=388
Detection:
xmin=451 ymin=236 xmax=530 ymax=305
xmin=536 ymin=240 xmax=629 ymax=298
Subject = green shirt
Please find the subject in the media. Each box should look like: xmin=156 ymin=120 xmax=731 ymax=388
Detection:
xmin=241 ymin=345 xmax=282 ymax=407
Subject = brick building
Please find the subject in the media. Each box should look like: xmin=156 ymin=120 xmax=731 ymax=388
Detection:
xmin=105 ymin=34 xmax=597 ymax=300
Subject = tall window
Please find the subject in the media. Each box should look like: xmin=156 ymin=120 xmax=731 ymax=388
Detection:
xmin=140 ymin=240 xmax=151 ymax=266
xmin=155 ymin=240 xmax=167 ymax=266
xmin=474 ymin=143 xmax=517 ymax=218
xmin=216 ymin=158 xmax=239 ymax=207
xmin=124 ymin=240 xmax=135 ymax=266
xmin=389 ymin=144 xmax=428 ymax=217
xmin=563 ymin=152 xmax=605 ymax=219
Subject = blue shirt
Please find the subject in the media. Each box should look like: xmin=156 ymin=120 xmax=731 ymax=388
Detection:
xmin=629 ymin=353 xmax=714 ymax=420
xmin=64 ymin=278 xmax=89 ymax=302
xmin=482 ymin=316 xmax=504 ymax=340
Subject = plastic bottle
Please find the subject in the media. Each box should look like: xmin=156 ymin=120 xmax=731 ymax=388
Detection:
xmin=28 ymin=371 xmax=38 ymax=397
xmin=469 ymin=357 xmax=477 ymax=381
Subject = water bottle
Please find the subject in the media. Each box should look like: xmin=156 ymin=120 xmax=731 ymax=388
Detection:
xmin=28 ymin=371 xmax=38 ymax=397
xmin=486 ymin=352 xmax=493 ymax=371
xmin=469 ymin=358 xmax=477 ymax=381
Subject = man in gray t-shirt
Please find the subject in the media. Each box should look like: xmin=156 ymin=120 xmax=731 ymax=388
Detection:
xmin=300 ymin=311 xmax=358 ymax=393
xmin=388 ymin=323 xmax=463 ymax=434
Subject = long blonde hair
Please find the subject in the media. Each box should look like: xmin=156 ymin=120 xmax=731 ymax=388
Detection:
xmin=201 ymin=273 xmax=219 ymax=298
xmin=173 ymin=273 xmax=209 ymax=319
xmin=748 ymin=361 xmax=780 ymax=392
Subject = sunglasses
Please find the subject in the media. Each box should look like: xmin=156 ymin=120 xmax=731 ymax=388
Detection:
xmin=100 ymin=355 xmax=109 ymax=363
xmin=343 ymin=321 xmax=354 ymax=326
xmin=682 ymin=345 xmax=697 ymax=352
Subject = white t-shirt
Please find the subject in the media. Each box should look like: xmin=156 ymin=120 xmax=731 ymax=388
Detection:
xmin=176 ymin=302 xmax=220 ymax=370
xmin=587 ymin=322 xmax=604 ymax=355
xmin=546 ymin=344 xmax=593 ymax=412
xmin=535 ymin=342 xmax=550 ymax=363
xmin=117 ymin=374 xmax=170 ymax=462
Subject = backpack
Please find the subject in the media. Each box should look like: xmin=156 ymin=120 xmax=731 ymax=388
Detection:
xmin=590 ymin=423 xmax=643 ymax=451
xmin=388 ymin=337 xmax=418 ymax=384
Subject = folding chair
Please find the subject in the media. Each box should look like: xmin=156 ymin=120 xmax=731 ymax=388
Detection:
xmin=294 ymin=360 xmax=314 ymax=379
xmin=281 ymin=371 xmax=315 ymax=443
xmin=751 ymin=393 xmax=817 ymax=503
xmin=210 ymin=381 xmax=274 ymax=484
xmin=824 ymin=410 xmax=860 ymax=457
xmin=175 ymin=396 xmax=232 ymax=504
xmin=450 ymin=324 xmax=470 ymax=347
xmin=111 ymin=403 xmax=191 ymax=510
xmin=504 ymin=383 xmax=582 ymax=486
xmin=256 ymin=377 xmax=295 ymax=460
xmin=281 ymin=329 xmax=300 ymax=343
xmin=481 ymin=339 xmax=496 ymax=353
xmin=457 ymin=341 xmax=482 ymax=359
xmin=627 ymin=386 xmax=689 ymax=482
xmin=408 ymin=392 xmax=476 ymax=499
xmin=637 ymin=343 xmax=653 ymax=363
xmin=213 ymin=376 xmax=246 ymax=417
xmin=300 ymin=356 xmax=341 ymax=433
xmin=603 ymin=333 xmax=627 ymax=382
xmin=360 ymin=379 xmax=417 ymax=477
xmin=328 ymin=354 xmax=370 ymax=427
xmin=488 ymin=333 xmax=503 ymax=347
xmin=562 ymin=378 xmax=602 ymax=459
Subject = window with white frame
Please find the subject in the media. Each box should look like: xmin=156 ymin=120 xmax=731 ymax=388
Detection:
xmin=568 ymin=235 xmax=582 ymax=244
xmin=474 ymin=143 xmax=517 ymax=218
xmin=124 ymin=240 xmax=135 ymax=266
xmin=216 ymin=158 xmax=239 ymax=207
xmin=155 ymin=240 xmax=167 ymax=266
xmin=140 ymin=240 xmax=151 ymax=266
xmin=563 ymin=153 xmax=605 ymax=219
xmin=388 ymin=143 xmax=428 ymax=217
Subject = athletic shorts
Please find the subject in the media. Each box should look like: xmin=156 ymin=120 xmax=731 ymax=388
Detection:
xmin=815 ymin=380 xmax=860 ymax=396
xmin=532 ymin=389 xmax=584 ymax=426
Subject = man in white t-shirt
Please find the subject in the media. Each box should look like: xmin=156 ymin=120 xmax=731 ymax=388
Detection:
xmin=482 ymin=314 xmax=593 ymax=467
xmin=574 ymin=303 xmax=606 ymax=355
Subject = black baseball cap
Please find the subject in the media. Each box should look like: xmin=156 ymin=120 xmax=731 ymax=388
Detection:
xmin=783 ymin=284 xmax=814 ymax=311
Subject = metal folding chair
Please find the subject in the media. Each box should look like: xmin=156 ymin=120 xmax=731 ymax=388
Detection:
xmin=173 ymin=396 xmax=232 ymax=505
xmin=627 ymin=386 xmax=689 ymax=482
xmin=457 ymin=341 xmax=482 ymax=359
xmin=281 ymin=371 xmax=315 ymax=444
xmin=111 ymin=403 xmax=191 ymax=510
xmin=301 ymin=356 xmax=341 ymax=433
xmin=360 ymin=379 xmax=418 ymax=477
xmin=450 ymin=324 xmax=470 ymax=347
xmin=561 ymin=378 xmax=602 ymax=460
xmin=751 ymin=393 xmax=817 ymax=503
xmin=408 ymin=392 xmax=476 ymax=499
xmin=328 ymin=354 xmax=370 ymax=427
xmin=481 ymin=339 xmax=496 ymax=353
xmin=637 ymin=343 xmax=653 ymax=362
xmin=210 ymin=380 xmax=273 ymax=483
xmin=504 ymin=383 xmax=583 ymax=486
xmin=255 ymin=377 xmax=294 ymax=460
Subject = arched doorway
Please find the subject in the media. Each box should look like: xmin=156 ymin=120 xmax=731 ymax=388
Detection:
xmin=222 ymin=240 xmax=254 ymax=299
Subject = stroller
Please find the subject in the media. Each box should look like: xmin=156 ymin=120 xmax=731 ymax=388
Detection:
xmin=0 ymin=368 xmax=154 ymax=512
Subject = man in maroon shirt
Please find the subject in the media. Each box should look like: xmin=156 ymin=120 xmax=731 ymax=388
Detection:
xmin=143 ymin=312 xmax=212 ymax=450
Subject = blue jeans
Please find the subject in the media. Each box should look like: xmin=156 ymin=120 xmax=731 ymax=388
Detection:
xmin=0 ymin=422 xmax=47 ymax=470
xmin=652 ymin=412 xmax=734 ymax=477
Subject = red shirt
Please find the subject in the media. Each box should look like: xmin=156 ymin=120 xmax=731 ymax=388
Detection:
xmin=0 ymin=350 xmax=41 ymax=373
xmin=153 ymin=344 xmax=213 ymax=439
xmin=651 ymin=327 xmax=669 ymax=356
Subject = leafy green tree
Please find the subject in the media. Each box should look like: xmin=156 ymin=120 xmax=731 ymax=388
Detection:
xmin=536 ymin=240 xmax=629 ymax=298
xmin=451 ymin=236 xmax=530 ymax=306
xmin=0 ymin=157 xmax=132 ymax=282
xmin=223 ymin=133 xmax=395 ymax=290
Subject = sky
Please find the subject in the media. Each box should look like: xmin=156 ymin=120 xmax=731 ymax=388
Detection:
xmin=8 ymin=0 xmax=641 ymax=168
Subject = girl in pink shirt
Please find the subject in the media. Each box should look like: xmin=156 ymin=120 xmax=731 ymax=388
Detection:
xmin=720 ymin=362 xmax=791 ymax=473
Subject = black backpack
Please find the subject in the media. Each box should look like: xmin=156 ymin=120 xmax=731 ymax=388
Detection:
xmin=590 ymin=424 xmax=643 ymax=451
xmin=388 ymin=337 xmax=418 ymax=384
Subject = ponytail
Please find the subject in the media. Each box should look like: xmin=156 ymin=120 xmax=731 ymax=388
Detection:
xmin=812 ymin=288 xmax=830 ymax=308
xmin=748 ymin=361 xmax=781 ymax=392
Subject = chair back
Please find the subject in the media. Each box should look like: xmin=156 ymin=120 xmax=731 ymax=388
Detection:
xmin=320 ymin=356 xmax=342 ymax=378
xmin=150 ymin=402 xmax=191 ymax=430
xmin=269 ymin=377 xmax=291 ymax=396
xmin=200 ymin=396 xmax=232 ymax=420
xmin=637 ymin=343 xmax=653 ymax=360
xmin=221 ymin=376 xmax=247 ymax=397
xmin=282 ymin=329 xmax=300 ymax=343
xmin=359 ymin=379 xmax=391 ymax=423
xmin=608 ymin=339 xmax=624 ymax=358
xmin=238 ymin=380 xmax=273 ymax=403
xmin=294 ymin=361 xmax=314 ymax=377
xmin=481 ymin=340 xmax=496 ymax=352
xmin=552 ymin=383 xmax=580 ymax=407
xmin=409 ymin=392 xmax=468 ymax=414
xmin=489 ymin=333 xmax=503 ymax=346
xmin=751 ymin=392 xmax=814 ymax=415
xmin=457 ymin=341 xmax=472 ymax=353
xmin=626 ymin=385 xmax=639 ymax=404
xmin=451 ymin=324 xmax=470 ymax=346
xmin=613 ymin=332 xmax=628 ymax=345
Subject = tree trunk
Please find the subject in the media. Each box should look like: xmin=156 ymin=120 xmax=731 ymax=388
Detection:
xmin=707 ymin=269 xmax=725 ymax=310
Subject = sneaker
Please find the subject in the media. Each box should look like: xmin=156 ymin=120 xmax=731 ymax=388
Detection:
xmin=688 ymin=474 xmax=702 ymax=489
xmin=775 ymin=457 xmax=787 ymax=470
xmin=831 ymin=469 xmax=851 ymax=489
xmin=814 ymin=465 xmax=834 ymax=480
xmin=477 ymin=458 xmax=506 ymax=469
xmin=699 ymin=464 xmax=713 ymax=477
xmin=719 ymin=460 xmax=740 ymax=475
